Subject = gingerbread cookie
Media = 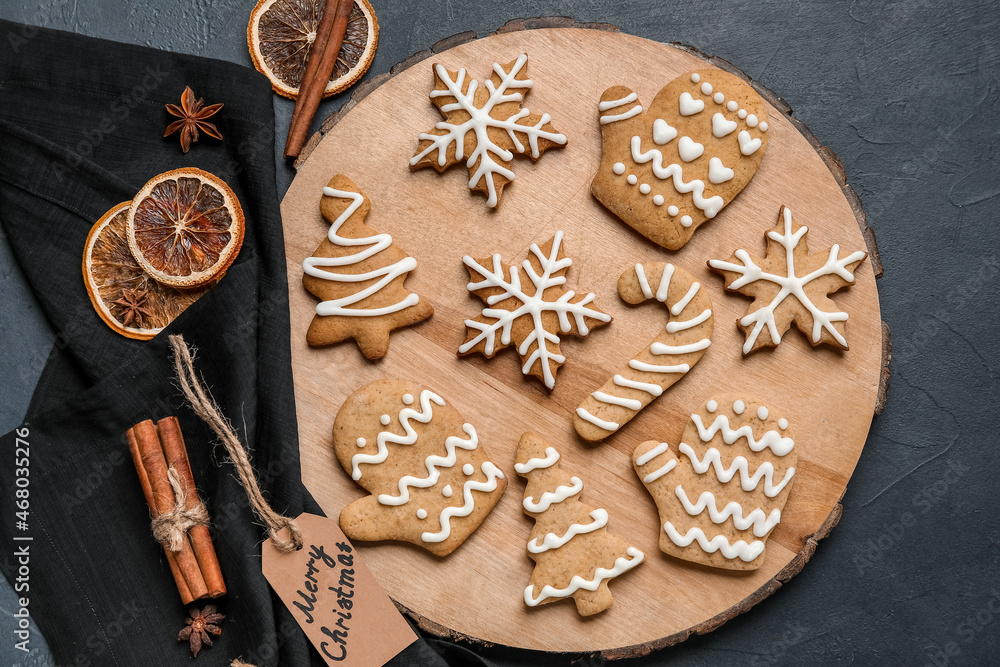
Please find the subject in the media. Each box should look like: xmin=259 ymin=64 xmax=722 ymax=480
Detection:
xmin=409 ymin=54 xmax=567 ymax=208
xmin=708 ymin=206 xmax=867 ymax=354
xmin=517 ymin=433 xmax=644 ymax=615
xmin=592 ymin=69 xmax=769 ymax=250
xmin=575 ymin=262 xmax=713 ymax=440
xmin=459 ymin=231 xmax=611 ymax=390
xmin=303 ymin=175 xmax=433 ymax=359
xmin=333 ymin=379 xmax=506 ymax=557
xmin=632 ymin=395 xmax=796 ymax=570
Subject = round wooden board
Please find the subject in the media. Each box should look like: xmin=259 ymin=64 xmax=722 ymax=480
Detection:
xmin=280 ymin=25 xmax=884 ymax=656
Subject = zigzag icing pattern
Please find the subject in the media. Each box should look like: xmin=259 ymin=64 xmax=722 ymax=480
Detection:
xmin=630 ymin=136 xmax=725 ymax=217
xmin=350 ymin=390 xmax=443 ymax=480
xmin=674 ymin=485 xmax=781 ymax=537
xmin=524 ymin=547 xmax=645 ymax=606
xmin=526 ymin=509 xmax=609 ymax=554
xmin=663 ymin=522 xmax=764 ymax=562
xmin=679 ymin=442 xmax=795 ymax=497
xmin=421 ymin=462 xmax=505 ymax=543
xmin=523 ymin=477 xmax=583 ymax=513
xmin=377 ymin=423 xmax=479 ymax=506
xmin=691 ymin=414 xmax=794 ymax=456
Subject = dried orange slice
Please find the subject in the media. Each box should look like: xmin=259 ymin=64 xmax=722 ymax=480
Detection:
xmin=127 ymin=168 xmax=245 ymax=289
xmin=248 ymin=0 xmax=379 ymax=100
xmin=84 ymin=202 xmax=210 ymax=340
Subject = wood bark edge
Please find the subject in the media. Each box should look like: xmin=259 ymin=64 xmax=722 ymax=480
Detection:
xmin=295 ymin=15 xmax=890 ymax=655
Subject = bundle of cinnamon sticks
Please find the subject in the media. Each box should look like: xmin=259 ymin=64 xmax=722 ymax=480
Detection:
xmin=126 ymin=417 xmax=225 ymax=604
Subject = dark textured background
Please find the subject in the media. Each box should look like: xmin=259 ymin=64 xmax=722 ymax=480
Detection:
xmin=1 ymin=1 xmax=998 ymax=665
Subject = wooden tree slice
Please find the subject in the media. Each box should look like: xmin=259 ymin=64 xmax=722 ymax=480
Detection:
xmin=281 ymin=19 xmax=889 ymax=658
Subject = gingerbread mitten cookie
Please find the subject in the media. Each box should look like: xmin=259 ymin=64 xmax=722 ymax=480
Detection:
xmin=303 ymin=175 xmax=433 ymax=359
xmin=334 ymin=379 xmax=506 ymax=557
xmin=632 ymin=395 xmax=796 ymax=570
xmin=593 ymin=70 xmax=769 ymax=249
xmin=517 ymin=433 xmax=643 ymax=615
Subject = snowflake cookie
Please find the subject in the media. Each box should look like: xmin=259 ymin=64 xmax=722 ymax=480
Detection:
xmin=409 ymin=54 xmax=567 ymax=208
xmin=592 ymin=69 xmax=768 ymax=250
xmin=517 ymin=432 xmax=644 ymax=615
xmin=333 ymin=379 xmax=507 ymax=557
xmin=303 ymin=175 xmax=433 ymax=359
xmin=575 ymin=262 xmax=714 ymax=441
xmin=708 ymin=206 xmax=868 ymax=354
xmin=459 ymin=231 xmax=611 ymax=390
xmin=632 ymin=395 xmax=796 ymax=570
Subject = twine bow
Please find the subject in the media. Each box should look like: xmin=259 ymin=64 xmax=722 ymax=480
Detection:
xmin=150 ymin=467 xmax=210 ymax=552
xmin=169 ymin=335 xmax=303 ymax=553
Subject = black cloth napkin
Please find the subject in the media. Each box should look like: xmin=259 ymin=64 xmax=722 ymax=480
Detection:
xmin=0 ymin=19 xmax=450 ymax=667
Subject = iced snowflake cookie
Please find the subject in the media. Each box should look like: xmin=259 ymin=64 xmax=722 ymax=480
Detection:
xmin=333 ymin=379 xmax=506 ymax=556
xmin=575 ymin=262 xmax=713 ymax=440
xmin=593 ymin=69 xmax=768 ymax=250
xmin=517 ymin=433 xmax=644 ymax=615
xmin=632 ymin=395 xmax=796 ymax=570
xmin=303 ymin=175 xmax=433 ymax=359
xmin=708 ymin=206 xmax=867 ymax=354
xmin=459 ymin=231 xmax=611 ymax=390
xmin=409 ymin=54 xmax=567 ymax=208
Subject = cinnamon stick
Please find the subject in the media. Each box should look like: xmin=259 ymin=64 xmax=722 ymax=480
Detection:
xmin=129 ymin=419 xmax=209 ymax=602
xmin=283 ymin=0 xmax=355 ymax=158
xmin=126 ymin=427 xmax=195 ymax=604
xmin=157 ymin=417 xmax=227 ymax=598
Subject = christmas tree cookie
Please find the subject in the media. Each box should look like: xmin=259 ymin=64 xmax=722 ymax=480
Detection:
xmin=333 ymin=379 xmax=506 ymax=557
xmin=632 ymin=395 xmax=796 ymax=570
xmin=516 ymin=433 xmax=644 ymax=615
xmin=303 ymin=175 xmax=433 ymax=359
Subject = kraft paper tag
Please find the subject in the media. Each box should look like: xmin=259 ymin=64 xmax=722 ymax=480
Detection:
xmin=262 ymin=513 xmax=417 ymax=666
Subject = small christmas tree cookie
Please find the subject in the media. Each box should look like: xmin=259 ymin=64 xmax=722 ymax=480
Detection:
xmin=333 ymin=379 xmax=506 ymax=557
xmin=516 ymin=432 xmax=644 ymax=615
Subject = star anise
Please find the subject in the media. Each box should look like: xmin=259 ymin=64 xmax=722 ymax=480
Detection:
xmin=178 ymin=604 xmax=225 ymax=657
xmin=112 ymin=288 xmax=153 ymax=327
xmin=164 ymin=86 xmax=224 ymax=153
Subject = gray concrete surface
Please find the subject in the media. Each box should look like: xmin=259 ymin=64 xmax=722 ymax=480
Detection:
xmin=1 ymin=1 xmax=998 ymax=665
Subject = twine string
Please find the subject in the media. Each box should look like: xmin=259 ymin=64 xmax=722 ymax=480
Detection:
xmin=150 ymin=467 xmax=210 ymax=552
xmin=169 ymin=334 xmax=303 ymax=553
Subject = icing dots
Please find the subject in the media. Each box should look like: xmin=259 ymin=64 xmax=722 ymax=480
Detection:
xmin=700 ymin=82 xmax=713 ymax=95
xmin=778 ymin=418 xmax=788 ymax=430
xmin=757 ymin=406 xmax=769 ymax=420
xmin=733 ymin=400 xmax=745 ymax=414
xmin=746 ymin=114 xmax=758 ymax=128
xmin=613 ymin=162 xmax=626 ymax=175
xmin=668 ymin=205 xmax=679 ymax=216
xmin=727 ymin=100 xmax=738 ymax=111
xmin=442 ymin=484 xmax=453 ymax=497
xmin=380 ymin=414 xmax=391 ymax=425
xmin=681 ymin=215 xmax=693 ymax=227
xmin=463 ymin=463 xmax=475 ymax=475
xmin=706 ymin=400 xmax=718 ymax=413
xmin=356 ymin=437 xmax=367 ymax=448
xmin=713 ymin=92 xmax=725 ymax=104
xmin=416 ymin=508 xmax=428 ymax=519
xmin=639 ymin=183 xmax=651 ymax=194
xmin=402 ymin=393 xmax=414 ymax=405
xmin=653 ymin=194 xmax=665 ymax=206
xmin=627 ymin=174 xmax=638 ymax=185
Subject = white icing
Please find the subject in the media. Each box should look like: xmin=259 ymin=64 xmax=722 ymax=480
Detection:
xmin=653 ymin=194 xmax=664 ymax=206
xmin=727 ymin=100 xmax=738 ymax=111
xmin=708 ymin=157 xmax=734 ymax=184
xmin=653 ymin=118 xmax=677 ymax=145
xmin=679 ymin=442 xmax=795 ymax=497
xmin=639 ymin=183 xmax=651 ymax=194
xmin=708 ymin=207 xmax=867 ymax=352
xmin=612 ymin=162 xmax=626 ymax=175
xmin=655 ymin=263 xmax=673 ymax=302
xmin=379 ymin=414 xmax=391 ymax=426
xmin=759 ymin=121 xmax=769 ymax=131
xmin=778 ymin=418 xmax=788 ymax=430
xmin=677 ymin=136 xmax=705 ymax=162
xmin=526 ymin=508 xmax=609 ymax=554
xmin=711 ymin=112 xmax=738 ymax=138
xmin=442 ymin=485 xmax=453 ymax=497
xmin=713 ymin=92 xmax=724 ymax=104
xmin=680 ymin=215 xmax=693 ymax=227
xmin=706 ymin=400 xmax=718 ymax=413
xmin=690 ymin=73 xmax=701 ymax=83
xmin=628 ymin=360 xmax=690 ymax=374
xmin=692 ymin=413 xmax=795 ymax=456
xmin=416 ymin=509 xmax=427 ymax=519
xmin=377 ymin=422 xmax=479 ymax=506
xmin=675 ymin=485 xmax=781 ymax=537
xmin=599 ymin=92 xmax=637 ymax=111
xmin=738 ymin=108 xmax=747 ymax=119
xmin=356 ymin=437 xmax=366 ymax=448
xmin=410 ymin=55 xmax=567 ymax=207
xmin=663 ymin=522 xmax=764 ymax=561
xmin=421 ymin=462 xmax=505 ymax=543
xmin=671 ymin=282 xmax=701 ymax=315
xmin=667 ymin=205 xmax=679 ymax=216
xmin=701 ymin=82 xmax=713 ymax=95
xmin=746 ymin=114 xmax=758 ymax=128
xmin=678 ymin=91 xmax=705 ymax=116
xmin=460 ymin=230 xmax=611 ymax=389
xmin=738 ymin=130 xmax=762 ymax=155
xmin=351 ymin=390 xmax=443 ymax=480
xmin=463 ymin=463 xmax=474 ymax=475
xmin=402 ymin=394 xmax=414 ymax=405
xmin=650 ymin=338 xmax=711 ymax=355
xmin=635 ymin=263 xmax=653 ymax=299
xmin=636 ymin=442 xmax=670 ymax=466
xmin=631 ymin=137 xmax=724 ymax=217
xmin=592 ymin=391 xmax=642 ymax=410
xmin=733 ymin=400 xmax=745 ymax=414
xmin=514 ymin=446 xmax=560 ymax=474
xmin=576 ymin=408 xmax=619 ymax=432
xmin=666 ymin=308 xmax=712 ymax=333
xmin=757 ymin=406 xmax=769 ymax=420
xmin=524 ymin=547 xmax=644 ymax=606
xmin=614 ymin=374 xmax=663 ymax=396
xmin=643 ymin=459 xmax=677 ymax=483
xmin=523 ymin=476 xmax=583 ymax=513
xmin=304 ymin=188 xmax=421 ymax=318
xmin=601 ymin=104 xmax=643 ymax=124
xmin=627 ymin=174 xmax=638 ymax=185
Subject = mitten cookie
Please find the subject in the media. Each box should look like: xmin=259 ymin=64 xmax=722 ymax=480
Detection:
xmin=517 ymin=433 xmax=644 ymax=615
xmin=708 ymin=206 xmax=868 ymax=354
xmin=303 ymin=175 xmax=433 ymax=359
xmin=409 ymin=54 xmax=567 ymax=208
xmin=632 ymin=395 xmax=796 ymax=570
xmin=575 ymin=262 xmax=713 ymax=440
xmin=593 ymin=70 xmax=769 ymax=250
xmin=459 ymin=231 xmax=611 ymax=390
xmin=333 ymin=379 xmax=506 ymax=557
